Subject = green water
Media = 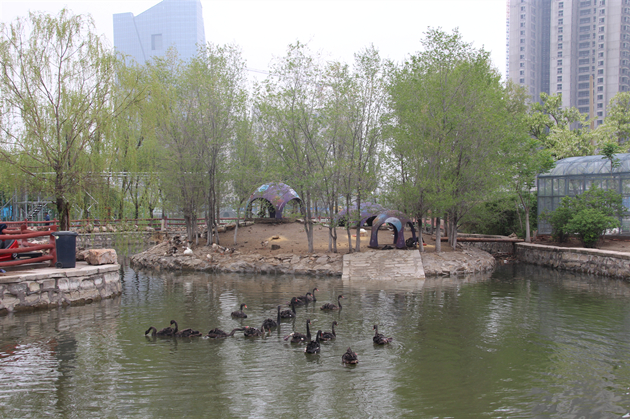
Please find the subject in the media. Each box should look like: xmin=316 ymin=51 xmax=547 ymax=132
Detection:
xmin=2 ymin=264 xmax=630 ymax=418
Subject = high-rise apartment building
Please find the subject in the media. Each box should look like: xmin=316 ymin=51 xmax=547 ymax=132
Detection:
xmin=113 ymin=0 xmax=205 ymax=65
xmin=508 ymin=0 xmax=630 ymax=125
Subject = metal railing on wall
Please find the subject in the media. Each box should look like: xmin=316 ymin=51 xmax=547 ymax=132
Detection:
xmin=0 ymin=220 xmax=57 ymax=268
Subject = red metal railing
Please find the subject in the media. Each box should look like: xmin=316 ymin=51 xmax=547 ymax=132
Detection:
xmin=0 ymin=221 xmax=57 ymax=268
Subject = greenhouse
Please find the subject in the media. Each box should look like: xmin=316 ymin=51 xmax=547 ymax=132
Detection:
xmin=537 ymin=153 xmax=630 ymax=235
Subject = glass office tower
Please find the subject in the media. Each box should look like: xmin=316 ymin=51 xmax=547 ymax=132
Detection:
xmin=114 ymin=0 xmax=206 ymax=65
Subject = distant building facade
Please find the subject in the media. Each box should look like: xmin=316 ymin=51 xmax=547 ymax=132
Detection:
xmin=113 ymin=0 xmax=205 ymax=65
xmin=508 ymin=0 xmax=630 ymax=125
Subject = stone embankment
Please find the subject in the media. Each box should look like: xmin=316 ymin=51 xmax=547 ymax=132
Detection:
xmin=130 ymin=241 xmax=496 ymax=277
xmin=515 ymin=243 xmax=630 ymax=280
xmin=0 ymin=263 xmax=121 ymax=314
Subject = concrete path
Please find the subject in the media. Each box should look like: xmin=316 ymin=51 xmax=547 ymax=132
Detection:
xmin=342 ymin=249 xmax=425 ymax=281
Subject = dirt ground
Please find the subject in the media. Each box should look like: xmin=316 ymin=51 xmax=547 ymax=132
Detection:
xmin=206 ymin=221 xmax=630 ymax=256
xmin=210 ymin=221 xmax=452 ymax=256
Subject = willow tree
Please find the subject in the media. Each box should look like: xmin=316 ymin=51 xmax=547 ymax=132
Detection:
xmin=0 ymin=10 xmax=134 ymax=230
xmin=389 ymin=28 xmax=511 ymax=250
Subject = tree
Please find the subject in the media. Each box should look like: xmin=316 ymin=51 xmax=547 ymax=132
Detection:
xmin=0 ymin=10 xmax=136 ymax=230
xmin=504 ymin=82 xmax=555 ymax=242
xmin=257 ymin=42 xmax=326 ymax=253
xmin=389 ymin=28 xmax=511 ymax=251
xmin=599 ymin=92 xmax=630 ymax=149
xmin=527 ymin=93 xmax=595 ymax=160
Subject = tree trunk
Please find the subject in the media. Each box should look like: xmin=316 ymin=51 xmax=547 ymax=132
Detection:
xmin=56 ymin=197 xmax=71 ymax=231
xmin=525 ymin=206 xmax=531 ymax=243
xmin=354 ymin=193 xmax=362 ymax=253
xmin=417 ymin=215 xmax=424 ymax=253
xmin=435 ymin=216 xmax=441 ymax=253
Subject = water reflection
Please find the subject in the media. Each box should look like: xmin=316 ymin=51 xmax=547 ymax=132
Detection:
xmin=1 ymin=265 xmax=630 ymax=417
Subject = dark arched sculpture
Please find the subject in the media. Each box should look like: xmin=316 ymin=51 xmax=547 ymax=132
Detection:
xmin=368 ymin=210 xmax=417 ymax=249
xmin=246 ymin=183 xmax=303 ymax=219
xmin=334 ymin=202 xmax=385 ymax=227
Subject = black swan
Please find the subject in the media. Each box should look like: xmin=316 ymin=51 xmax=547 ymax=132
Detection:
xmin=231 ymin=303 xmax=248 ymax=318
xmin=145 ymin=320 xmax=178 ymax=337
xmin=304 ymin=330 xmax=322 ymax=354
xmin=320 ymin=321 xmax=338 ymax=341
xmin=284 ymin=318 xmax=311 ymax=343
xmin=373 ymin=325 xmax=393 ymax=344
xmin=320 ymin=295 xmax=344 ymax=310
xmin=296 ymin=288 xmax=319 ymax=304
xmin=279 ymin=299 xmax=297 ymax=318
xmin=342 ymin=347 xmax=359 ymax=364
xmin=175 ymin=327 xmax=202 ymax=337
xmin=243 ymin=324 xmax=270 ymax=337
xmin=206 ymin=327 xmax=243 ymax=339
xmin=262 ymin=307 xmax=281 ymax=330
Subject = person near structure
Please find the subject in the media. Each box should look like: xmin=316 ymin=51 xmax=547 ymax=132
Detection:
xmin=44 ymin=211 xmax=50 ymax=225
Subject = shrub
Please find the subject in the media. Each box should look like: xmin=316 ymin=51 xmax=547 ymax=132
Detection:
xmin=563 ymin=208 xmax=619 ymax=248
xmin=544 ymin=186 xmax=626 ymax=247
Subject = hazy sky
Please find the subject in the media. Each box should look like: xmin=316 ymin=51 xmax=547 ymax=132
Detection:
xmin=0 ymin=0 xmax=508 ymax=77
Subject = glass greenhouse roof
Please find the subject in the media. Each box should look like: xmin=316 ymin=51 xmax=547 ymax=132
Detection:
xmin=539 ymin=153 xmax=630 ymax=177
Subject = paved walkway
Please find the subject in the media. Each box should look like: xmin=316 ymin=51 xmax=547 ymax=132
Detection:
xmin=342 ymin=249 xmax=425 ymax=281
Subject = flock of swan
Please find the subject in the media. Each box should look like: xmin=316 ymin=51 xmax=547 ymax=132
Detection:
xmin=145 ymin=288 xmax=393 ymax=365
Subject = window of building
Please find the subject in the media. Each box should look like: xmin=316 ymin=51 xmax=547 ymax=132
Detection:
xmin=557 ymin=84 xmax=563 ymax=90
xmin=579 ymin=75 xmax=590 ymax=81
xmin=600 ymin=8 xmax=605 ymax=14
xmin=559 ymin=1 xmax=564 ymax=7
xmin=578 ymin=82 xmax=590 ymax=89
xmin=520 ymin=54 xmax=525 ymax=59
xmin=521 ymin=14 xmax=526 ymax=19
xmin=557 ymin=59 xmax=563 ymax=66
xmin=598 ymin=69 xmax=604 ymax=74
xmin=521 ymin=22 xmax=526 ymax=27
xmin=558 ymin=67 xmax=563 ymax=74
xmin=559 ymin=10 xmax=564 ymax=16
xmin=559 ymin=18 xmax=564 ymax=24
xmin=579 ymin=58 xmax=590 ymax=65
xmin=597 ymin=111 xmax=603 ymax=117
xmin=559 ymin=43 xmax=563 ymax=49
xmin=598 ymin=86 xmax=604 ymax=91
xmin=599 ymin=26 xmax=605 ymax=32
xmin=559 ymin=26 xmax=564 ymax=33
xmin=520 ymin=78 xmax=525 ymax=83
xmin=558 ymin=51 xmax=563 ymax=58
xmin=601 ymin=0 xmax=605 ymax=5
xmin=598 ymin=77 xmax=604 ymax=82
xmin=521 ymin=30 xmax=526 ymax=35
xmin=580 ymin=9 xmax=591 ymax=16
xmin=558 ymin=76 xmax=563 ymax=82
xmin=599 ymin=35 xmax=605 ymax=40
xmin=598 ymin=60 xmax=604 ymax=66
xmin=521 ymin=6 xmax=526 ymax=11
xmin=520 ymin=62 xmax=525 ymax=67
xmin=597 ymin=94 xmax=604 ymax=100
xmin=558 ymin=35 xmax=563 ymax=41
xmin=580 ymin=17 xmax=591 ymax=23
xmin=151 ymin=34 xmax=162 ymax=51
xmin=521 ymin=47 xmax=526 ymax=51
xmin=597 ymin=103 xmax=604 ymax=108
xmin=599 ymin=52 xmax=604 ymax=57
xmin=521 ymin=39 xmax=526 ymax=44
xmin=599 ymin=43 xmax=605 ymax=48
xmin=600 ymin=17 xmax=605 ymax=23
xmin=520 ymin=70 xmax=525 ymax=75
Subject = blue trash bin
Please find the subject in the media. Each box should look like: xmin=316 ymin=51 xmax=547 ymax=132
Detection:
xmin=53 ymin=231 xmax=78 ymax=268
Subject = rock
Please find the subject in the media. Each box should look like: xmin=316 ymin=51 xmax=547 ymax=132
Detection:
xmin=86 ymin=249 xmax=118 ymax=265
xmin=145 ymin=226 xmax=155 ymax=232
xmin=271 ymin=244 xmax=281 ymax=250
xmin=315 ymin=256 xmax=329 ymax=264
xmin=93 ymin=226 xmax=100 ymax=233
xmin=271 ymin=235 xmax=280 ymax=240
xmin=76 ymin=249 xmax=90 ymax=261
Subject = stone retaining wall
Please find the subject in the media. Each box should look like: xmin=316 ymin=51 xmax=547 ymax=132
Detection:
xmin=76 ymin=232 xmax=161 ymax=250
xmin=0 ymin=263 xmax=121 ymax=315
xmin=461 ymin=241 xmax=516 ymax=255
xmin=515 ymin=243 xmax=630 ymax=280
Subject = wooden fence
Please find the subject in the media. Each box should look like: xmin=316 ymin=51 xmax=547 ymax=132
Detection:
xmin=0 ymin=220 xmax=57 ymax=268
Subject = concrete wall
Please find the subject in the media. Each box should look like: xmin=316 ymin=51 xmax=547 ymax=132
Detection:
xmin=515 ymin=242 xmax=630 ymax=280
xmin=0 ymin=264 xmax=121 ymax=315
xmin=76 ymin=232 xmax=161 ymax=251
xmin=461 ymin=241 xmax=516 ymax=255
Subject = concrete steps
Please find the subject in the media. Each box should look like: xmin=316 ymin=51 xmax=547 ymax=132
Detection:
xmin=342 ymin=249 xmax=425 ymax=281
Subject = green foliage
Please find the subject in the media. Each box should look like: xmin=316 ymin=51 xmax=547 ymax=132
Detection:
xmin=527 ymin=93 xmax=595 ymax=160
xmin=464 ymin=192 xmax=537 ymax=238
xmin=544 ymin=187 xmax=625 ymax=246
xmin=564 ymin=208 xmax=619 ymax=248
xmin=600 ymin=142 xmax=622 ymax=173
